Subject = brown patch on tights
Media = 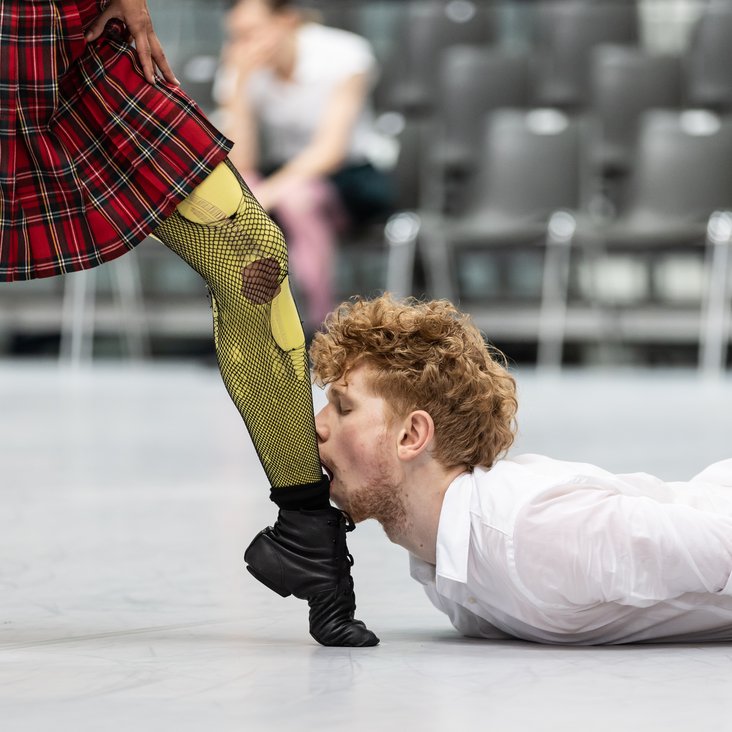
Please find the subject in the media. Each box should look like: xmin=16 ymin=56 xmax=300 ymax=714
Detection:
xmin=242 ymin=258 xmax=283 ymax=304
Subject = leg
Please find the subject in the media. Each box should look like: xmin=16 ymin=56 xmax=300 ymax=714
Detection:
xmin=153 ymin=159 xmax=378 ymax=646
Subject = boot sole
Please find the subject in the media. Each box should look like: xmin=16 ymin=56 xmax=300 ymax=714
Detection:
xmin=246 ymin=565 xmax=291 ymax=598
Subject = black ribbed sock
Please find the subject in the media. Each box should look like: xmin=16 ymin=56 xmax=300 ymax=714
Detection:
xmin=270 ymin=475 xmax=331 ymax=511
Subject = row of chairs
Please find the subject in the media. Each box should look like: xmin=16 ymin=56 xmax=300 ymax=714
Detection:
xmin=382 ymin=0 xmax=638 ymax=115
xmin=321 ymin=0 xmax=732 ymax=117
xmin=315 ymin=2 xmax=732 ymax=373
xmin=328 ymin=2 xmax=732 ymax=373
xmin=384 ymin=107 xmax=732 ymax=373
xmin=428 ymin=43 xmax=691 ymax=215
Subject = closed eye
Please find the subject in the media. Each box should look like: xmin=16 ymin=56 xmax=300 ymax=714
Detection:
xmin=327 ymin=386 xmax=351 ymax=415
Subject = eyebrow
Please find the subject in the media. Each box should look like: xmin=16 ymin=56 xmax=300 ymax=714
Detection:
xmin=328 ymin=385 xmax=347 ymax=401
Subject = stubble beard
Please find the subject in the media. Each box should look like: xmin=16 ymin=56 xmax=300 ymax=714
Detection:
xmin=344 ymin=448 xmax=409 ymax=544
xmin=332 ymin=427 xmax=409 ymax=543
xmin=350 ymin=476 xmax=406 ymax=532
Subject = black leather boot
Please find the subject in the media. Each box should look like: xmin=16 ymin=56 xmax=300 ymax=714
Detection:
xmin=244 ymin=507 xmax=379 ymax=647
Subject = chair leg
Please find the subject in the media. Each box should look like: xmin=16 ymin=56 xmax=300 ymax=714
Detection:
xmin=417 ymin=211 xmax=457 ymax=302
xmin=112 ymin=253 xmax=150 ymax=360
xmin=700 ymin=212 xmax=732 ymax=377
xmin=537 ymin=211 xmax=576 ymax=373
xmin=59 ymin=253 xmax=150 ymax=366
xmin=60 ymin=269 xmax=96 ymax=367
xmin=385 ymin=212 xmax=421 ymax=298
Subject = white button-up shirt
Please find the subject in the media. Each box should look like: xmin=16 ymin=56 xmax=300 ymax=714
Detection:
xmin=410 ymin=454 xmax=732 ymax=644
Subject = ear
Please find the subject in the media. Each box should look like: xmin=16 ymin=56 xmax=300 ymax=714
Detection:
xmin=396 ymin=410 xmax=434 ymax=462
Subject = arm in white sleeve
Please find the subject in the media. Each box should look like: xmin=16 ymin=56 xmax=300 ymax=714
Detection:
xmin=513 ymin=484 xmax=732 ymax=608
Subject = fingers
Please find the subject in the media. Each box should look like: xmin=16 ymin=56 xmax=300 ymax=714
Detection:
xmin=125 ymin=10 xmax=157 ymax=84
xmin=86 ymin=5 xmax=180 ymax=87
xmin=149 ymin=33 xmax=180 ymax=86
xmin=131 ymin=27 xmax=155 ymax=84
xmin=84 ymin=10 xmax=111 ymax=42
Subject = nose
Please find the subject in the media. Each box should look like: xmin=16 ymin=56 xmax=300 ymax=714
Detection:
xmin=315 ymin=405 xmax=329 ymax=444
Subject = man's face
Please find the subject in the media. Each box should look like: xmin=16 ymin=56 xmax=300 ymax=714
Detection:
xmin=315 ymin=364 xmax=405 ymax=527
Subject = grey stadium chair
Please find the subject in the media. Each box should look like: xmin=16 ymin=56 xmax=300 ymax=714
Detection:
xmin=685 ymin=0 xmax=732 ymax=112
xmin=578 ymin=110 xmax=732 ymax=374
xmin=317 ymin=4 xmax=364 ymax=34
xmin=419 ymin=109 xmax=585 ymax=369
xmin=385 ymin=0 xmax=496 ymax=116
xmin=590 ymin=45 xmax=683 ymax=179
xmin=430 ymin=46 xmax=531 ymax=213
xmin=335 ymin=119 xmax=424 ymax=302
xmin=534 ymin=0 xmax=639 ymax=109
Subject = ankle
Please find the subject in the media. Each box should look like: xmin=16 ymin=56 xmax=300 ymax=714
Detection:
xmin=270 ymin=476 xmax=331 ymax=511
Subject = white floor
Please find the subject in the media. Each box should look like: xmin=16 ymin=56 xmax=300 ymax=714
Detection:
xmin=1 ymin=363 xmax=732 ymax=732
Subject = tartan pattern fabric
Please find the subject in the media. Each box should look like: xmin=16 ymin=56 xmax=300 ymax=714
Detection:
xmin=0 ymin=0 xmax=232 ymax=281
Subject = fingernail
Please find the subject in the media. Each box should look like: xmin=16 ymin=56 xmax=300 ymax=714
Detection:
xmin=174 ymin=77 xmax=181 ymax=85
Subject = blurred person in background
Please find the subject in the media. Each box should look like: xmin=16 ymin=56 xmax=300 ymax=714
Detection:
xmin=216 ymin=0 xmax=394 ymax=333
xmin=0 ymin=0 xmax=377 ymax=647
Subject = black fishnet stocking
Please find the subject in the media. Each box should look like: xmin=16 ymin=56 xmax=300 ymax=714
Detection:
xmin=153 ymin=160 xmax=324 ymax=490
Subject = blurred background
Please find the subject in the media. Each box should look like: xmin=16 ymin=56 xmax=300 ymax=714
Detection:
xmin=3 ymin=0 xmax=732 ymax=372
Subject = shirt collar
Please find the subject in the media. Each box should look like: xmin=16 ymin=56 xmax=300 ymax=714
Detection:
xmin=434 ymin=471 xmax=474 ymax=584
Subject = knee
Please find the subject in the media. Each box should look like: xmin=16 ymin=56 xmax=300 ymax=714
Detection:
xmin=241 ymin=257 xmax=283 ymax=305
xmin=177 ymin=161 xmax=242 ymax=224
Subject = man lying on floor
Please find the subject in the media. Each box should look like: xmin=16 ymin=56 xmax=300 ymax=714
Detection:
xmin=309 ymin=294 xmax=732 ymax=644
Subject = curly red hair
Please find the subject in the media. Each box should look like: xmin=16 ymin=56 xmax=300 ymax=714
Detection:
xmin=310 ymin=294 xmax=518 ymax=470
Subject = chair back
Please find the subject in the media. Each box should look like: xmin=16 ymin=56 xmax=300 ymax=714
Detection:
xmin=436 ymin=47 xmax=530 ymax=174
xmin=388 ymin=0 xmax=496 ymax=114
xmin=392 ymin=119 xmax=424 ymax=212
xmin=685 ymin=1 xmax=732 ymax=111
xmin=466 ymin=109 xmax=582 ymax=220
xmin=622 ymin=111 xmax=732 ymax=222
xmin=535 ymin=0 xmax=639 ymax=108
xmin=590 ymin=45 xmax=682 ymax=174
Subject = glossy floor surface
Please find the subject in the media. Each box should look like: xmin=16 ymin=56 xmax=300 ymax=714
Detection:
xmin=2 ymin=364 xmax=731 ymax=731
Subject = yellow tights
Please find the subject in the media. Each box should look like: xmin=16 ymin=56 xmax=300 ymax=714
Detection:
xmin=152 ymin=159 xmax=323 ymax=489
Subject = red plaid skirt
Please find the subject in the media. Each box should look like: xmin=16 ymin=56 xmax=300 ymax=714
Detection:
xmin=0 ymin=0 xmax=232 ymax=281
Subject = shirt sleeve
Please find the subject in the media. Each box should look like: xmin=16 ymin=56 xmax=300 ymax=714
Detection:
xmin=337 ymin=34 xmax=377 ymax=81
xmin=512 ymin=482 xmax=732 ymax=608
xmin=302 ymin=28 xmax=377 ymax=86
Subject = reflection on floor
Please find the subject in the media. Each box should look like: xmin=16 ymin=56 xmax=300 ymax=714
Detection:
xmin=1 ymin=364 xmax=731 ymax=731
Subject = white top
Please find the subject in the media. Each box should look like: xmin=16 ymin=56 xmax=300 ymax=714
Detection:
xmin=410 ymin=454 xmax=732 ymax=644
xmin=224 ymin=23 xmax=380 ymax=165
